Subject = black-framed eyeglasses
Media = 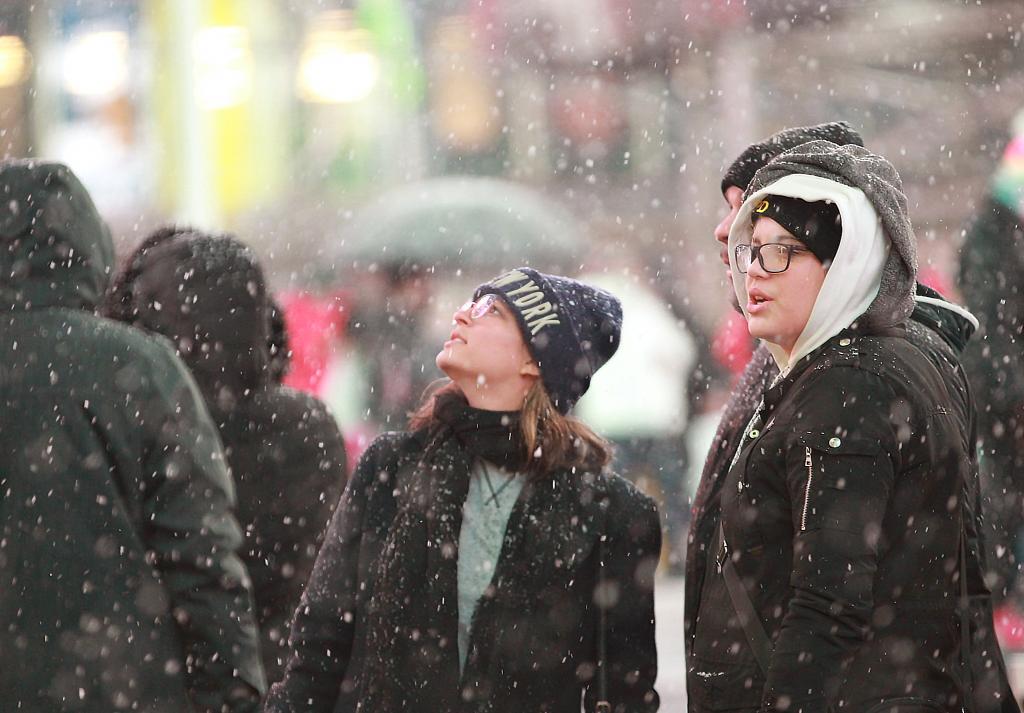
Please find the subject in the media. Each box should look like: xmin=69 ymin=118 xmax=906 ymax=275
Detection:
xmin=458 ymin=293 xmax=501 ymax=320
xmin=734 ymin=243 xmax=811 ymax=274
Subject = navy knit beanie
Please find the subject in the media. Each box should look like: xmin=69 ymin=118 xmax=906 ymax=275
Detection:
xmin=474 ymin=267 xmax=622 ymax=414
xmin=721 ymin=121 xmax=864 ymax=196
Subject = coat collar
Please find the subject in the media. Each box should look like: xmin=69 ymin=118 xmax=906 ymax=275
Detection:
xmin=762 ymin=322 xmax=908 ymax=415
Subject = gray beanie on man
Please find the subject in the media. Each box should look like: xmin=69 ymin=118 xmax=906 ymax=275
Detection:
xmin=721 ymin=121 xmax=864 ymax=195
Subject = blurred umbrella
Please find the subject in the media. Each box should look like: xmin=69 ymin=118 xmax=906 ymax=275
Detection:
xmin=335 ymin=176 xmax=585 ymax=270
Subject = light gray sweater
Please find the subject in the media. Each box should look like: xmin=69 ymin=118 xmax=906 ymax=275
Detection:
xmin=457 ymin=460 xmax=526 ymax=672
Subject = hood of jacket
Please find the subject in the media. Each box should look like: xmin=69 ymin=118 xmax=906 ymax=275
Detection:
xmin=0 ymin=160 xmax=114 ymax=313
xmin=123 ymin=231 xmax=271 ymax=406
xmin=729 ymin=141 xmax=917 ymax=372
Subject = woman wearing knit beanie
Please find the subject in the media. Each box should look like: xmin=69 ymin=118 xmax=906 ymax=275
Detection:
xmin=688 ymin=140 xmax=1001 ymax=712
xmin=264 ymin=268 xmax=661 ymax=713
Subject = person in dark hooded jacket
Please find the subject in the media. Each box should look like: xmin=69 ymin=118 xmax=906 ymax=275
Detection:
xmin=688 ymin=141 xmax=993 ymax=712
xmin=263 ymin=267 xmax=660 ymax=713
xmin=103 ymin=228 xmax=348 ymax=684
xmin=686 ymin=126 xmax=1016 ymax=713
xmin=0 ymin=161 xmax=266 ymax=712
xmin=959 ymin=116 xmax=1024 ymax=604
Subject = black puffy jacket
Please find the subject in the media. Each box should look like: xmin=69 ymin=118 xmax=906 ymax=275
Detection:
xmin=690 ymin=328 xmax=976 ymax=711
xmin=686 ymin=291 xmax=1017 ymax=713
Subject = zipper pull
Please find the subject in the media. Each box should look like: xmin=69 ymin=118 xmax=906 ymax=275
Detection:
xmin=804 ymin=446 xmax=812 ymax=467
xmin=716 ymin=536 xmax=729 ymax=573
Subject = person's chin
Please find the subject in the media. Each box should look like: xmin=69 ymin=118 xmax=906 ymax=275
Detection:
xmin=746 ymin=317 xmax=770 ymax=340
xmin=748 ymin=325 xmax=788 ymax=350
xmin=436 ymin=349 xmax=455 ymax=372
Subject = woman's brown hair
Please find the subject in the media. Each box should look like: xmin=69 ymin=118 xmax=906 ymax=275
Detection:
xmin=409 ymin=379 xmax=613 ymax=477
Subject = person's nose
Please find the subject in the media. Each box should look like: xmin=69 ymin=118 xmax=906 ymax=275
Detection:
xmin=745 ymin=249 xmax=770 ymax=279
xmin=716 ymin=204 xmax=741 ymax=246
xmin=453 ymin=303 xmax=473 ymax=325
xmin=714 ymin=210 xmax=734 ymax=246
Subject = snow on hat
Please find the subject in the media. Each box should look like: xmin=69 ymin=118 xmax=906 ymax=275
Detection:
xmin=992 ymin=109 xmax=1024 ymax=220
xmin=474 ymin=267 xmax=622 ymax=414
xmin=751 ymin=194 xmax=843 ymax=266
xmin=721 ymin=121 xmax=864 ymax=196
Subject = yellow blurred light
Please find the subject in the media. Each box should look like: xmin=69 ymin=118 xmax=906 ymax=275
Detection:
xmin=0 ymin=35 xmax=30 ymax=88
xmin=297 ymin=28 xmax=380 ymax=104
xmin=63 ymin=30 xmax=129 ymax=98
xmin=194 ymin=26 xmax=252 ymax=111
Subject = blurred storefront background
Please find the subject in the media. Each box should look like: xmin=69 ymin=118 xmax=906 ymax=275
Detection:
xmin=3 ymin=1 xmax=1019 ymax=297
xmin=2 ymin=0 xmax=1023 ymax=567
xmin=0 ymin=1 xmax=1018 ymax=273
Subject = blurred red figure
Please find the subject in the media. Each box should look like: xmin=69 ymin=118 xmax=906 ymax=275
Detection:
xmin=710 ymin=310 xmax=756 ymax=382
xmin=279 ymin=291 xmax=349 ymax=394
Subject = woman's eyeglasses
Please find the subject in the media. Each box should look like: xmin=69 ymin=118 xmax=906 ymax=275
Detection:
xmin=734 ymin=243 xmax=811 ymax=274
xmin=458 ymin=293 xmax=501 ymax=320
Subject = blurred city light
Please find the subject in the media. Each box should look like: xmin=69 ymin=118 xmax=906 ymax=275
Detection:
xmin=428 ymin=16 xmax=500 ymax=151
xmin=62 ymin=30 xmax=129 ymax=99
xmin=0 ymin=35 xmax=30 ymax=88
xmin=297 ymin=13 xmax=379 ymax=104
xmin=194 ymin=26 xmax=252 ymax=110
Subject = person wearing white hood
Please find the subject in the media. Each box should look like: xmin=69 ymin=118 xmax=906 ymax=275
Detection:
xmin=687 ymin=140 xmax=1005 ymax=713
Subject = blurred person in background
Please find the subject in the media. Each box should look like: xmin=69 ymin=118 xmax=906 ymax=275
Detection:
xmin=104 ymin=228 xmax=348 ymax=684
xmin=0 ymin=160 xmax=266 ymax=712
xmin=345 ymin=260 xmax=440 ymax=431
xmin=576 ymin=264 xmax=697 ymax=572
xmin=960 ymin=110 xmax=1024 ymax=610
xmin=685 ymin=125 xmax=1015 ymax=711
xmin=695 ymin=140 xmax=986 ymax=711
xmin=264 ymin=267 xmax=660 ymax=713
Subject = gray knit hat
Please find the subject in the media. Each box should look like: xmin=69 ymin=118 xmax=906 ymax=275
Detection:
xmin=721 ymin=121 xmax=864 ymax=196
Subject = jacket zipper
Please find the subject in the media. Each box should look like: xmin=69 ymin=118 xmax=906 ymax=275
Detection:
xmin=801 ymin=446 xmax=813 ymax=531
xmin=716 ymin=530 xmax=729 ymax=573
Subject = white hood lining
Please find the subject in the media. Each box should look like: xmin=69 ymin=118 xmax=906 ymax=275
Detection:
xmin=728 ymin=173 xmax=890 ymax=374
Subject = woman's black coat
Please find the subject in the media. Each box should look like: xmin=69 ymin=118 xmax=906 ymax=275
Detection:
xmin=689 ymin=328 xmax=975 ymax=712
xmin=263 ymin=429 xmax=661 ymax=713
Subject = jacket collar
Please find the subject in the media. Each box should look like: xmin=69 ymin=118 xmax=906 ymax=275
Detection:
xmin=911 ymin=283 xmax=977 ymax=354
xmin=760 ymin=324 xmax=906 ymax=413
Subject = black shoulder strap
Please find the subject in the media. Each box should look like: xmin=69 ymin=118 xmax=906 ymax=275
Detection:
xmin=595 ymin=497 xmax=611 ymax=713
xmin=958 ymin=514 xmax=976 ymax=713
xmin=717 ymin=521 xmax=772 ymax=673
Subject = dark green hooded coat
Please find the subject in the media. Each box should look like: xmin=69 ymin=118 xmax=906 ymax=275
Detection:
xmin=0 ymin=160 xmax=266 ymax=712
